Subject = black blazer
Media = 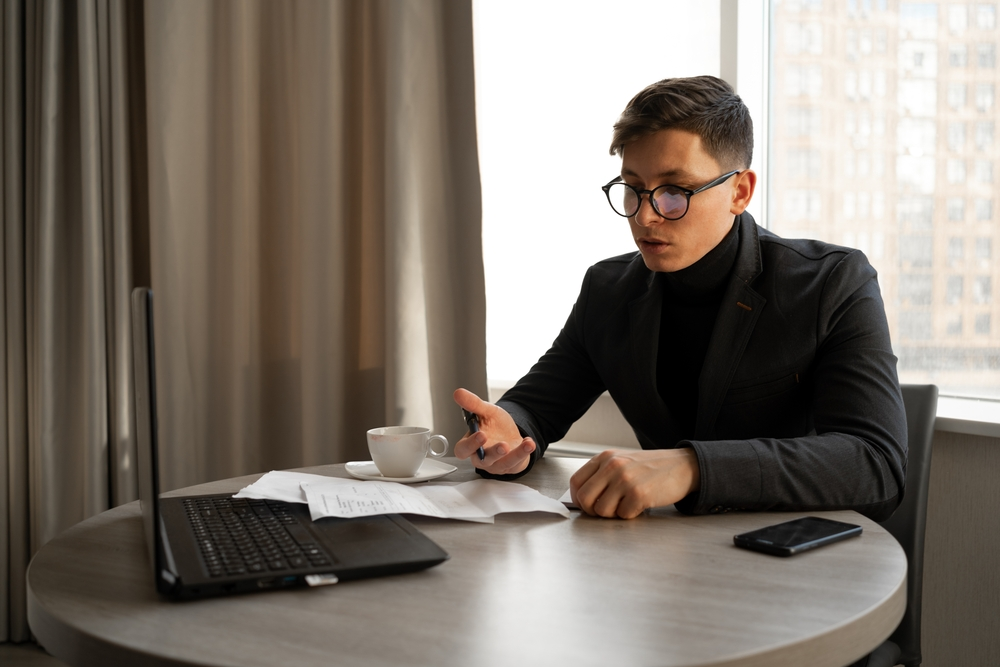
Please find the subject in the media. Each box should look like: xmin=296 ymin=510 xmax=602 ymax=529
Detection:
xmin=497 ymin=213 xmax=907 ymax=521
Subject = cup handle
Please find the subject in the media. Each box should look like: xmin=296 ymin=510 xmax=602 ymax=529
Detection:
xmin=427 ymin=435 xmax=448 ymax=458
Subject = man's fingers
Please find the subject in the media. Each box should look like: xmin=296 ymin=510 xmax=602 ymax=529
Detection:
xmin=591 ymin=485 xmax=625 ymax=519
xmin=489 ymin=439 xmax=535 ymax=475
xmin=572 ymin=471 xmax=609 ymax=516
xmin=453 ymin=388 xmax=489 ymax=415
xmin=469 ymin=438 xmax=534 ymax=475
xmin=454 ymin=432 xmax=487 ymax=460
xmin=569 ymin=457 xmax=602 ymax=491
xmin=570 ymin=450 xmax=618 ymax=513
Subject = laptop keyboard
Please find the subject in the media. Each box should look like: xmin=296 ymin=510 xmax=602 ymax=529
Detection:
xmin=184 ymin=497 xmax=334 ymax=578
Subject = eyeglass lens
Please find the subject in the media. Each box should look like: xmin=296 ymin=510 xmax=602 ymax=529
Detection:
xmin=608 ymin=183 xmax=688 ymax=219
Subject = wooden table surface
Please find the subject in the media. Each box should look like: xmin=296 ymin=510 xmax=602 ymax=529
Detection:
xmin=27 ymin=457 xmax=906 ymax=667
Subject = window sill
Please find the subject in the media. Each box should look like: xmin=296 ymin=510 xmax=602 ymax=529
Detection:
xmin=935 ymin=395 xmax=1000 ymax=439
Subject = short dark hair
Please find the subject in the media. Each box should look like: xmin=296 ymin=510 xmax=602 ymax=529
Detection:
xmin=609 ymin=76 xmax=753 ymax=170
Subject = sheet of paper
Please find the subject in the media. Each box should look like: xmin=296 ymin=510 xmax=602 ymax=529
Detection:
xmin=233 ymin=470 xmax=335 ymax=504
xmin=233 ymin=471 xmax=570 ymax=523
xmin=300 ymin=477 xmax=494 ymax=523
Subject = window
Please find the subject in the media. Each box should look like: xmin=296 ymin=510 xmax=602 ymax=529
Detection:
xmin=875 ymin=27 xmax=888 ymax=53
xmin=786 ymin=65 xmax=823 ymax=97
xmin=976 ymin=159 xmax=993 ymax=183
xmin=771 ymin=1 xmax=1000 ymax=396
xmin=977 ymin=237 xmax=993 ymax=260
xmin=787 ymin=148 xmax=821 ymax=179
xmin=948 ymin=82 xmax=968 ymax=109
xmin=900 ymin=236 xmax=934 ymax=267
xmin=787 ymin=106 xmax=822 ymax=136
xmin=976 ymin=83 xmax=995 ymax=111
xmin=786 ymin=22 xmax=823 ymax=55
xmin=967 ymin=167 xmax=987 ymax=195
xmin=975 ymin=121 xmax=994 ymax=150
xmin=900 ymin=312 xmax=933 ymax=340
xmin=474 ymin=1 xmax=722 ymax=384
xmin=950 ymin=43 xmax=968 ymax=66
xmin=478 ymin=2 xmax=1000 ymax=396
xmin=977 ymin=42 xmax=996 ymax=67
xmin=860 ymin=28 xmax=873 ymax=54
xmin=977 ymin=3 xmax=997 ymax=29
xmin=973 ymin=276 xmax=993 ymax=304
xmin=874 ymin=69 xmax=887 ymax=97
xmin=873 ymin=192 xmax=886 ymax=219
xmin=949 ymin=237 xmax=965 ymax=262
xmin=858 ymin=191 xmax=871 ymax=218
xmin=948 ymin=122 xmax=967 ymax=151
xmin=858 ymin=152 xmax=871 ymax=178
xmin=858 ymin=69 xmax=873 ymax=99
xmin=948 ymin=197 xmax=966 ymax=222
xmin=976 ymin=198 xmax=993 ymax=220
xmin=783 ymin=190 xmax=822 ymax=221
xmin=948 ymin=158 xmax=968 ymax=184
xmin=898 ymin=197 xmax=934 ymax=230
xmin=844 ymin=193 xmax=857 ymax=219
xmin=947 ymin=275 xmax=965 ymax=304
xmin=950 ymin=4 xmax=969 ymax=34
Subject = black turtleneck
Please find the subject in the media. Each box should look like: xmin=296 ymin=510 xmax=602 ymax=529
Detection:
xmin=656 ymin=219 xmax=740 ymax=440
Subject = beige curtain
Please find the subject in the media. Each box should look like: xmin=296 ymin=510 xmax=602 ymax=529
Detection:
xmin=1 ymin=0 xmax=147 ymax=643
xmin=1 ymin=0 xmax=484 ymax=645
xmin=143 ymin=0 xmax=486 ymax=493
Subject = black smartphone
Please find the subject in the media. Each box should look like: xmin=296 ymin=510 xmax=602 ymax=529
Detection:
xmin=733 ymin=516 xmax=862 ymax=557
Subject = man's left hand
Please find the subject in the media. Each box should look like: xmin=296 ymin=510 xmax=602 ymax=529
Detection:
xmin=570 ymin=448 xmax=701 ymax=519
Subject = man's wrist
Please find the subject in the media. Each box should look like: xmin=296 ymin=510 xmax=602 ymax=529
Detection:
xmin=685 ymin=447 xmax=701 ymax=493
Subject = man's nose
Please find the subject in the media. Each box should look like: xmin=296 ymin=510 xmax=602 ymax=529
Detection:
xmin=632 ymin=194 xmax=662 ymax=227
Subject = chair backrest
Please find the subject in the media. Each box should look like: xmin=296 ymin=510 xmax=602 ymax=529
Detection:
xmin=880 ymin=384 xmax=938 ymax=667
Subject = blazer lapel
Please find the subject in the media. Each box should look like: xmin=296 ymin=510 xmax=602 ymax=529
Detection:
xmin=695 ymin=214 xmax=766 ymax=439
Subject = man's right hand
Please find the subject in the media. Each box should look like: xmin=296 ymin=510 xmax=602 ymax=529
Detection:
xmin=452 ymin=388 xmax=536 ymax=476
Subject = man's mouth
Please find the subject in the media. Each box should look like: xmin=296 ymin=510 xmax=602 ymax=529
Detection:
xmin=637 ymin=237 xmax=670 ymax=252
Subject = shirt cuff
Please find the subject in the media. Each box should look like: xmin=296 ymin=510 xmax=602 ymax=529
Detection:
xmin=474 ymin=448 xmax=538 ymax=481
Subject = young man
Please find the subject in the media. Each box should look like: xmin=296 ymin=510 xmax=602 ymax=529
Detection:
xmin=454 ymin=76 xmax=906 ymax=522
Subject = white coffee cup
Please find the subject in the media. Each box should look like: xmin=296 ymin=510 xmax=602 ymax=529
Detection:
xmin=366 ymin=426 xmax=449 ymax=478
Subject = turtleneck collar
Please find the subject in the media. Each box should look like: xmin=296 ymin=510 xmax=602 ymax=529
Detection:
xmin=659 ymin=217 xmax=740 ymax=304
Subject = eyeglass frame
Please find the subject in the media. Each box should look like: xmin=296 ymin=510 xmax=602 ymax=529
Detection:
xmin=601 ymin=170 xmax=742 ymax=221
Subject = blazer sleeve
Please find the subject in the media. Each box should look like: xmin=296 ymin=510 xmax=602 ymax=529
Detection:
xmin=677 ymin=250 xmax=908 ymax=521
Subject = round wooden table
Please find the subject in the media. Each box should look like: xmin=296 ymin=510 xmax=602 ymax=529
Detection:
xmin=27 ymin=457 xmax=906 ymax=667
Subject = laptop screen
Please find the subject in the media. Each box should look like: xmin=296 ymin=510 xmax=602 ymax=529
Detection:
xmin=131 ymin=287 xmax=163 ymax=582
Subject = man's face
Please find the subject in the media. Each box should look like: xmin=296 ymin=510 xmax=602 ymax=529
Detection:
xmin=620 ymin=129 xmax=752 ymax=273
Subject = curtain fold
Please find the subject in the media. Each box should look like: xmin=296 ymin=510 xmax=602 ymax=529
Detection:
xmin=143 ymin=0 xmax=487 ymax=493
xmin=1 ymin=0 xmax=484 ymax=645
xmin=1 ymin=0 xmax=144 ymax=643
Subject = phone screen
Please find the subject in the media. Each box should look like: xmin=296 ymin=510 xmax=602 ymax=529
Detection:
xmin=734 ymin=516 xmax=862 ymax=556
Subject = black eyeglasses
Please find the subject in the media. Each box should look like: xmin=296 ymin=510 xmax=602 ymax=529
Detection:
xmin=601 ymin=170 xmax=741 ymax=220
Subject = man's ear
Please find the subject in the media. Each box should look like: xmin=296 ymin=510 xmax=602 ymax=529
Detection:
xmin=730 ymin=169 xmax=757 ymax=215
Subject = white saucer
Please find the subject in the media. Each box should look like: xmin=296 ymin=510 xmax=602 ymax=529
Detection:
xmin=345 ymin=459 xmax=457 ymax=484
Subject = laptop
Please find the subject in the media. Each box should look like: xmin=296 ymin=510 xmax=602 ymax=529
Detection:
xmin=131 ymin=287 xmax=449 ymax=599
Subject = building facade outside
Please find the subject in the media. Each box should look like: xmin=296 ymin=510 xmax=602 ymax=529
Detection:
xmin=770 ymin=0 xmax=1000 ymax=397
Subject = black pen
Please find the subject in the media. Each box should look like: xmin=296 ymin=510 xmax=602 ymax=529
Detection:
xmin=462 ymin=409 xmax=486 ymax=461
